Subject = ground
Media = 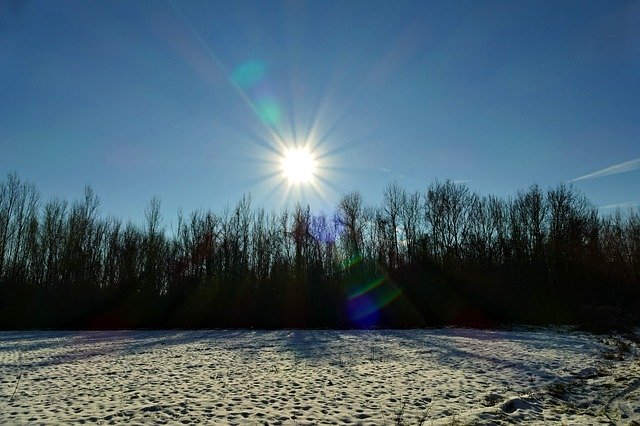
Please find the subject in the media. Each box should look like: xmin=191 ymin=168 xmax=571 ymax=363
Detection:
xmin=1 ymin=328 xmax=639 ymax=425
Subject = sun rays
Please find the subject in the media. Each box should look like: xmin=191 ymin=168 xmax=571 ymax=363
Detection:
xmin=250 ymin=136 xmax=337 ymax=208
xmin=281 ymin=147 xmax=317 ymax=184
xmin=164 ymin=1 xmax=401 ymax=208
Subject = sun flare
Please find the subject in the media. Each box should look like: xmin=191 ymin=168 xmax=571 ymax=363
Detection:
xmin=281 ymin=147 xmax=317 ymax=184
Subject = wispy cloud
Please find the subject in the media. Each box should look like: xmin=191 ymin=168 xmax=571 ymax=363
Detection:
xmin=598 ymin=201 xmax=639 ymax=210
xmin=569 ymin=157 xmax=640 ymax=182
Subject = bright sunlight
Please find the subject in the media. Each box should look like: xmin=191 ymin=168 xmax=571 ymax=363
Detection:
xmin=281 ymin=147 xmax=317 ymax=184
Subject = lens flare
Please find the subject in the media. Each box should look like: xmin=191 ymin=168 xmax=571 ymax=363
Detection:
xmin=256 ymin=98 xmax=281 ymax=126
xmin=231 ymin=61 xmax=266 ymax=89
xmin=340 ymin=254 xmax=362 ymax=269
xmin=346 ymin=275 xmax=403 ymax=325
xmin=349 ymin=276 xmax=385 ymax=299
xmin=348 ymin=294 xmax=380 ymax=327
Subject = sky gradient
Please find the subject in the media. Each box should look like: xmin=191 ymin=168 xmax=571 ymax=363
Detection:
xmin=1 ymin=0 xmax=638 ymax=222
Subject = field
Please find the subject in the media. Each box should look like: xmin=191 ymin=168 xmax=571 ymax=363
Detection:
xmin=1 ymin=329 xmax=639 ymax=424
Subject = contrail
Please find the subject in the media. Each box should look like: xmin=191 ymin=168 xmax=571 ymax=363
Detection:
xmin=569 ymin=157 xmax=640 ymax=182
xmin=598 ymin=201 xmax=639 ymax=210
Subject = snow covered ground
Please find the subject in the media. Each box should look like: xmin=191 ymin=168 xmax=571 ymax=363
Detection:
xmin=1 ymin=328 xmax=639 ymax=425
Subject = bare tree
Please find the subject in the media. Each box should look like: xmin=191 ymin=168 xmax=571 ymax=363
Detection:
xmin=425 ymin=180 xmax=471 ymax=263
xmin=381 ymin=182 xmax=404 ymax=269
xmin=337 ymin=192 xmax=364 ymax=256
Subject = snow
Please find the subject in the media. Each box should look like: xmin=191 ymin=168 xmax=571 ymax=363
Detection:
xmin=1 ymin=328 xmax=639 ymax=424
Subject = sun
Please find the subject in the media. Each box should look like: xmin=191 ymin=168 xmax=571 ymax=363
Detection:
xmin=281 ymin=147 xmax=317 ymax=184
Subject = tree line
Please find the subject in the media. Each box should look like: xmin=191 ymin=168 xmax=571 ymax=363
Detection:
xmin=1 ymin=173 xmax=638 ymax=329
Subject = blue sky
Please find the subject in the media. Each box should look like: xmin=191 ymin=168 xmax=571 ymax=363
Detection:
xmin=1 ymin=0 xmax=638 ymax=222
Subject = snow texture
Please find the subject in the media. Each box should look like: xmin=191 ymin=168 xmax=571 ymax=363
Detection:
xmin=1 ymin=329 xmax=639 ymax=424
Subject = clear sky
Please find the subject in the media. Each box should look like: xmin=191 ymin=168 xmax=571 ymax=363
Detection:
xmin=1 ymin=0 xmax=638 ymax=222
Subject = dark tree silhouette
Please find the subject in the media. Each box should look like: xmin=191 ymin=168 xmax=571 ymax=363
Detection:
xmin=0 ymin=173 xmax=638 ymax=330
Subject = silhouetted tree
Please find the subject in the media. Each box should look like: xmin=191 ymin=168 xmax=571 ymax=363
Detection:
xmin=0 ymin=172 xmax=638 ymax=330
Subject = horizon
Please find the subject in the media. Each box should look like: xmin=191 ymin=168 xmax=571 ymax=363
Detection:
xmin=1 ymin=172 xmax=638 ymax=234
